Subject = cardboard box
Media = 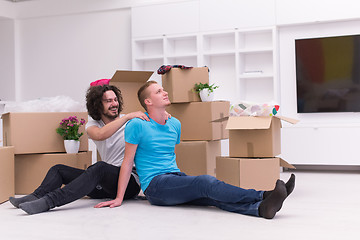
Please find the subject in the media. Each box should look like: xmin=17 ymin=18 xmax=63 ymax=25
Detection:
xmin=0 ymin=146 xmax=14 ymax=203
xmin=216 ymin=157 xmax=295 ymax=191
xmin=162 ymin=67 xmax=209 ymax=103
xmin=110 ymin=70 xmax=153 ymax=113
xmin=2 ymin=112 xmax=89 ymax=155
xmin=167 ymin=101 xmax=230 ymax=141
xmin=226 ymin=116 xmax=298 ymax=157
xmin=175 ymin=140 xmax=221 ymax=177
xmin=15 ymin=151 xmax=92 ymax=195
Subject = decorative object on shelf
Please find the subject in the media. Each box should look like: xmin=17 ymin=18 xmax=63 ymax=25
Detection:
xmin=63 ymin=140 xmax=80 ymax=154
xmin=56 ymin=116 xmax=86 ymax=154
xmin=230 ymin=101 xmax=280 ymax=117
xmin=157 ymin=64 xmax=193 ymax=75
xmin=194 ymin=83 xmax=219 ymax=102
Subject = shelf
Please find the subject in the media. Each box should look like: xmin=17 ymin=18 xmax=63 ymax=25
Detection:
xmin=240 ymin=77 xmax=274 ymax=102
xmin=166 ymin=55 xmax=197 ymax=66
xmin=238 ymin=30 xmax=273 ymax=50
xmin=132 ymin=27 xmax=277 ymax=103
xmin=203 ymin=32 xmax=235 ymax=53
xmin=239 ymin=73 xmax=273 ymax=79
xmin=166 ymin=35 xmax=197 ymax=56
xmin=238 ymin=51 xmax=273 ymax=76
xmin=133 ymin=38 xmax=163 ymax=58
xmin=166 ymin=53 xmax=198 ymax=58
xmin=134 ymin=55 xmax=164 ymax=61
xmin=238 ymin=48 xmax=273 ymax=53
xmin=203 ymin=50 xmax=236 ymax=57
xmin=133 ymin=58 xmax=163 ymax=72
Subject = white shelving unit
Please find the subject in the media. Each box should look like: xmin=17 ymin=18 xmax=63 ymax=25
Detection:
xmin=132 ymin=27 xmax=277 ymax=104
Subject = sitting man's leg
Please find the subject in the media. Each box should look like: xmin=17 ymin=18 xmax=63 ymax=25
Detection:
xmin=9 ymin=164 xmax=84 ymax=208
xmin=144 ymin=172 xmax=294 ymax=219
xmin=87 ymin=167 xmax=140 ymax=201
xmin=18 ymin=161 xmax=120 ymax=214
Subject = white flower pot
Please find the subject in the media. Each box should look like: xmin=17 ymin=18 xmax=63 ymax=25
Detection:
xmin=199 ymin=89 xmax=214 ymax=102
xmin=64 ymin=140 xmax=80 ymax=154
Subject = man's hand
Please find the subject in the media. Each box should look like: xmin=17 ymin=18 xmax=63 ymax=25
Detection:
xmin=126 ymin=111 xmax=150 ymax=121
xmin=94 ymin=198 xmax=123 ymax=208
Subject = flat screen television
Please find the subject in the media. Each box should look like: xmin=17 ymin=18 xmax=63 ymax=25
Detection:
xmin=295 ymin=34 xmax=360 ymax=113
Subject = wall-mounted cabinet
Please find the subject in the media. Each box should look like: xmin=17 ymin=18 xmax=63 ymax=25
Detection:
xmin=131 ymin=1 xmax=200 ymax=38
xmin=132 ymin=27 xmax=277 ymax=104
xmin=199 ymin=0 xmax=276 ymax=32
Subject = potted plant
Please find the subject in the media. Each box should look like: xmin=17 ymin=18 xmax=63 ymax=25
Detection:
xmin=194 ymin=83 xmax=219 ymax=102
xmin=56 ymin=116 xmax=86 ymax=154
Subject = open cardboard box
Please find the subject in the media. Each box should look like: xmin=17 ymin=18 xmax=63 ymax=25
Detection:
xmin=216 ymin=156 xmax=295 ymax=191
xmin=213 ymin=115 xmax=298 ymax=157
xmin=162 ymin=67 xmax=209 ymax=103
xmin=110 ymin=70 xmax=153 ymax=114
xmin=0 ymin=146 xmax=14 ymax=203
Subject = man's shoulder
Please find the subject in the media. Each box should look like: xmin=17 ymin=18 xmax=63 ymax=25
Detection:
xmin=86 ymin=117 xmax=103 ymax=128
xmin=169 ymin=116 xmax=180 ymax=123
xmin=168 ymin=116 xmax=181 ymax=126
xmin=126 ymin=117 xmax=145 ymax=128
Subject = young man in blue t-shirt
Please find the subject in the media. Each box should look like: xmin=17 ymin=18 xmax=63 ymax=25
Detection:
xmin=96 ymin=81 xmax=295 ymax=219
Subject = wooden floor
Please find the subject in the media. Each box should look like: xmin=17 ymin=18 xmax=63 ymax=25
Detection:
xmin=0 ymin=171 xmax=359 ymax=240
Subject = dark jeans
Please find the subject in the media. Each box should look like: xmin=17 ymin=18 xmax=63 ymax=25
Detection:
xmin=33 ymin=161 xmax=140 ymax=208
xmin=144 ymin=172 xmax=263 ymax=216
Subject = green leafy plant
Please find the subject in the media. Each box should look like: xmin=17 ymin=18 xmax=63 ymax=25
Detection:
xmin=194 ymin=83 xmax=219 ymax=96
xmin=56 ymin=116 xmax=86 ymax=141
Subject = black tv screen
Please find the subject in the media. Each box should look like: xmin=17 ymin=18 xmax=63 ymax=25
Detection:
xmin=295 ymin=34 xmax=360 ymax=113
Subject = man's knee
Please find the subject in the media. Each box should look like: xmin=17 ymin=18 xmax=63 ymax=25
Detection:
xmin=49 ymin=164 xmax=68 ymax=172
xmin=195 ymin=175 xmax=218 ymax=185
xmin=86 ymin=161 xmax=109 ymax=175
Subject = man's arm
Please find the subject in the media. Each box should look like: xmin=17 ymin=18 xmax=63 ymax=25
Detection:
xmin=94 ymin=142 xmax=138 ymax=208
xmin=87 ymin=112 xmax=149 ymax=141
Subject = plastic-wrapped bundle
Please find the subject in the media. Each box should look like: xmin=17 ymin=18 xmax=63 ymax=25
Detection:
xmin=230 ymin=101 xmax=280 ymax=117
xmin=3 ymin=95 xmax=86 ymax=113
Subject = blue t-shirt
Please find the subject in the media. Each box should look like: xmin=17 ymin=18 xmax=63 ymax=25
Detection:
xmin=125 ymin=113 xmax=181 ymax=191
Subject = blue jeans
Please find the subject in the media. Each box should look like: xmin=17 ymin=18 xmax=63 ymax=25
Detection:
xmin=33 ymin=161 xmax=140 ymax=208
xmin=144 ymin=172 xmax=263 ymax=216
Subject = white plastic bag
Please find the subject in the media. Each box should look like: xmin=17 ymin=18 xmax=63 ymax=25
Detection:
xmin=3 ymin=95 xmax=86 ymax=113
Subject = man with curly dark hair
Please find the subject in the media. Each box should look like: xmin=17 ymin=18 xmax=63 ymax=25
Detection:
xmin=10 ymin=84 xmax=153 ymax=215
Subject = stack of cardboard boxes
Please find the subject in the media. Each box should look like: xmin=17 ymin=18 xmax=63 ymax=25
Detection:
xmin=216 ymin=116 xmax=297 ymax=190
xmin=1 ymin=112 xmax=92 ymax=195
xmin=164 ymin=67 xmax=230 ymax=177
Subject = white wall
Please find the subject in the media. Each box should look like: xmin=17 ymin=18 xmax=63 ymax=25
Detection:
xmin=0 ymin=18 xmax=15 ymax=101
xmin=17 ymin=9 xmax=132 ymax=103
xmin=0 ymin=1 xmax=15 ymax=19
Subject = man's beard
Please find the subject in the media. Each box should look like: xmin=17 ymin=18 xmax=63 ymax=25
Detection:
xmin=103 ymin=107 xmax=119 ymax=120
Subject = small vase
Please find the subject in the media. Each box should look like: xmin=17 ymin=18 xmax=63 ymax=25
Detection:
xmin=64 ymin=140 xmax=80 ymax=154
xmin=199 ymin=89 xmax=214 ymax=102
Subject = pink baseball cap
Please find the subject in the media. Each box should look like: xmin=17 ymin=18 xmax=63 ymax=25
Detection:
xmin=90 ymin=79 xmax=111 ymax=86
